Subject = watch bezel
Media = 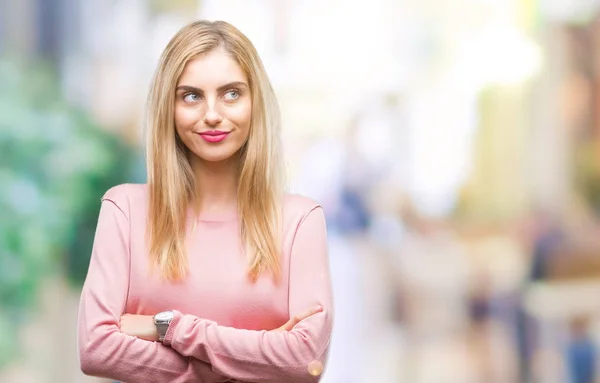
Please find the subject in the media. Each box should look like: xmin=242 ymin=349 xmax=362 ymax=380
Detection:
xmin=154 ymin=310 xmax=174 ymax=324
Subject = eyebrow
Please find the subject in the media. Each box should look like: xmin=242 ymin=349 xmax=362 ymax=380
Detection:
xmin=176 ymin=81 xmax=249 ymax=94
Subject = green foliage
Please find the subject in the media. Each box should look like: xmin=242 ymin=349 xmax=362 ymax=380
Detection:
xmin=0 ymin=58 xmax=137 ymax=367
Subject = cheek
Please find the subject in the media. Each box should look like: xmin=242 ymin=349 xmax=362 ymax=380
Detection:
xmin=228 ymin=102 xmax=252 ymax=127
xmin=174 ymin=106 xmax=199 ymax=131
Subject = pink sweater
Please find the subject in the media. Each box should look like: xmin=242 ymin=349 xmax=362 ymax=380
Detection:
xmin=77 ymin=184 xmax=334 ymax=383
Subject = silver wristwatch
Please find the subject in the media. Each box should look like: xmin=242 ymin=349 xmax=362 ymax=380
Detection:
xmin=154 ymin=310 xmax=174 ymax=342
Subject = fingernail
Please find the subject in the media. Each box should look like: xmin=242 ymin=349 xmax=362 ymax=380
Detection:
xmin=316 ymin=305 xmax=323 ymax=312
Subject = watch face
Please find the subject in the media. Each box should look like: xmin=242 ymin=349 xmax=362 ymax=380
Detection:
xmin=155 ymin=311 xmax=173 ymax=322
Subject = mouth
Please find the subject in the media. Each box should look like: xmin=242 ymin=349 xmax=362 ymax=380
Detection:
xmin=197 ymin=130 xmax=231 ymax=143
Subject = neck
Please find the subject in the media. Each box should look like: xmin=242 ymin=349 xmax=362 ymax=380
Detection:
xmin=190 ymin=155 xmax=239 ymax=218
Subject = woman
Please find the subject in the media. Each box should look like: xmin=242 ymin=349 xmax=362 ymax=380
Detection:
xmin=77 ymin=20 xmax=333 ymax=383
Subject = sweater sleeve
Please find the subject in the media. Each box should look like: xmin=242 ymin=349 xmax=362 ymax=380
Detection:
xmin=163 ymin=206 xmax=334 ymax=383
xmin=77 ymin=194 xmax=230 ymax=383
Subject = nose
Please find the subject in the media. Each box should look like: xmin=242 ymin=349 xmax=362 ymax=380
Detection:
xmin=203 ymin=109 xmax=223 ymax=126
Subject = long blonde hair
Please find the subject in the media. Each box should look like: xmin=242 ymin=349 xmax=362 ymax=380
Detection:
xmin=146 ymin=20 xmax=284 ymax=282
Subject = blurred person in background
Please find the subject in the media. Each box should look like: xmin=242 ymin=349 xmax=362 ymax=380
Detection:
xmin=77 ymin=20 xmax=333 ymax=383
xmin=567 ymin=316 xmax=596 ymax=383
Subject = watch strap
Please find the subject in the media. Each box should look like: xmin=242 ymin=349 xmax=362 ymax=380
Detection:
xmin=156 ymin=323 xmax=169 ymax=342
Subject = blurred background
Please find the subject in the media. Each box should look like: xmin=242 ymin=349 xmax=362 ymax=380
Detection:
xmin=3 ymin=0 xmax=600 ymax=382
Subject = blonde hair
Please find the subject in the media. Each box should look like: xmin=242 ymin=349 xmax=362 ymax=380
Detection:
xmin=145 ymin=20 xmax=284 ymax=282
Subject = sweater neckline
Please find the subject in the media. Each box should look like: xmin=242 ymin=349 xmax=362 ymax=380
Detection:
xmin=188 ymin=208 xmax=238 ymax=223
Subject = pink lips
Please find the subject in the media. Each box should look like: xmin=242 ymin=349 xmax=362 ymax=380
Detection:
xmin=198 ymin=130 xmax=230 ymax=143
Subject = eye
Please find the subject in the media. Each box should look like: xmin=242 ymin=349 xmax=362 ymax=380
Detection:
xmin=183 ymin=92 xmax=201 ymax=103
xmin=223 ymin=89 xmax=240 ymax=101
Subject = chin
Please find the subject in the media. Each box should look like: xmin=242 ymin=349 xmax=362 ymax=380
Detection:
xmin=194 ymin=150 xmax=239 ymax=164
xmin=201 ymin=156 xmax=233 ymax=163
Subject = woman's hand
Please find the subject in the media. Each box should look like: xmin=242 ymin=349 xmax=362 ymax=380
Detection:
xmin=271 ymin=305 xmax=323 ymax=332
xmin=119 ymin=314 xmax=158 ymax=341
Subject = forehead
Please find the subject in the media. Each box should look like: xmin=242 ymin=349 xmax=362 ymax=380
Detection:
xmin=177 ymin=47 xmax=247 ymax=87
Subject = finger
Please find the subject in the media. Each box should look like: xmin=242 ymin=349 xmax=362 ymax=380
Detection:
xmin=273 ymin=305 xmax=323 ymax=332
xmin=280 ymin=307 xmax=321 ymax=331
xmin=295 ymin=305 xmax=323 ymax=323
xmin=273 ymin=324 xmax=290 ymax=332
xmin=275 ymin=317 xmax=297 ymax=332
xmin=308 ymin=305 xmax=324 ymax=315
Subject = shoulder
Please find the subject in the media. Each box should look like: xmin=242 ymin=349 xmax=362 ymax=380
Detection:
xmin=101 ymin=183 xmax=148 ymax=214
xmin=282 ymin=193 xmax=325 ymax=227
xmin=281 ymin=194 xmax=328 ymax=250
